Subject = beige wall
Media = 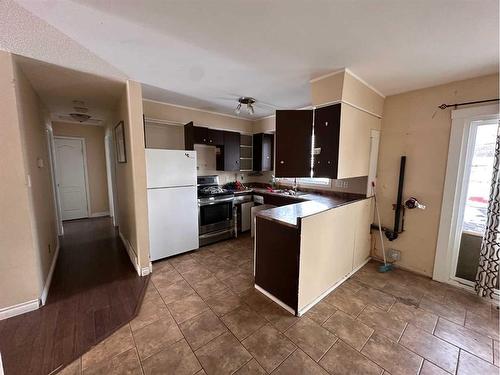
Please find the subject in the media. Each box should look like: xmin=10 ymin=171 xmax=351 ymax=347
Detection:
xmin=342 ymin=71 xmax=385 ymax=117
xmin=109 ymin=81 xmax=150 ymax=273
xmin=52 ymin=122 xmax=109 ymax=215
xmin=311 ymin=71 xmax=344 ymax=107
xmin=0 ymin=51 xmax=58 ymax=310
xmin=253 ymin=116 xmax=275 ymax=134
xmin=375 ymin=73 xmax=499 ymax=276
xmin=143 ymin=100 xmax=253 ymax=133
xmin=144 ymin=122 xmax=184 ymax=150
xmin=0 ymin=51 xmax=41 ymax=309
xmin=14 ymin=61 xmax=58 ymax=296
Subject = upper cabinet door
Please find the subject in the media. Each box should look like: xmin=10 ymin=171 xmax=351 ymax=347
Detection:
xmin=253 ymin=133 xmax=274 ymax=172
xmin=261 ymin=133 xmax=274 ymax=171
xmin=207 ymin=128 xmax=223 ymax=145
xmin=275 ymin=110 xmax=313 ymax=177
xmin=222 ymin=131 xmax=240 ymax=171
xmin=314 ymin=104 xmax=341 ymax=178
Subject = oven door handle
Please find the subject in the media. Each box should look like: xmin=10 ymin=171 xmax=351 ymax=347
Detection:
xmin=198 ymin=197 xmax=234 ymax=206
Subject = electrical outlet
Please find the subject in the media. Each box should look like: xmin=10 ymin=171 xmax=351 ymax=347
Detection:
xmin=387 ymin=248 xmax=401 ymax=261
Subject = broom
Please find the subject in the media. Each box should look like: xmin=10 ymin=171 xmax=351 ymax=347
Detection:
xmin=372 ymin=181 xmax=393 ymax=273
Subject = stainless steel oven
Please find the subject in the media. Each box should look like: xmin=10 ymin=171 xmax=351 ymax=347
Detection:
xmin=197 ymin=176 xmax=235 ymax=246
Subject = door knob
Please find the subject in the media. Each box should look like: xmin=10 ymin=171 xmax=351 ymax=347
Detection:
xmin=280 ymin=160 xmax=284 ymax=164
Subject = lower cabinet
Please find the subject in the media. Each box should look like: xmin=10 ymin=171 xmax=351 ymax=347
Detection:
xmin=298 ymin=198 xmax=373 ymax=311
xmin=254 ymin=198 xmax=373 ymax=315
xmin=353 ymin=198 xmax=373 ymax=269
xmin=255 ymin=216 xmax=300 ymax=311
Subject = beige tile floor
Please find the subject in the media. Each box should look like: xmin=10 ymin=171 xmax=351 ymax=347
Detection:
xmin=59 ymin=234 xmax=499 ymax=375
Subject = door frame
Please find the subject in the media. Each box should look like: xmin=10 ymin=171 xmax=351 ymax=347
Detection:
xmin=53 ymin=136 xmax=92 ymax=220
xmin=105 ymin=131 xmax=119 ymax=227
xmin=46 ymin=125 xmax=63 ymax=235
xmin=433 ymin=104 xmax=499 ymax=288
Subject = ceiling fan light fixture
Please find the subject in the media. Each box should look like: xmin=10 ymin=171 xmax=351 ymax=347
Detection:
xmin=69 ymin=113 xmax=91 ymax=122
xmin=235 ymin=97 xmax=256 ymax=116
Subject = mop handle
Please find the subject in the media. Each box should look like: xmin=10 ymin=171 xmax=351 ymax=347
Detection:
xmin=372 ymin=181 xmax=388 ymax=265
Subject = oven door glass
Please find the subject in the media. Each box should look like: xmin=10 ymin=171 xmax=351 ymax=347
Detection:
xmin=199 ymin=201 xmax=233 ymax=227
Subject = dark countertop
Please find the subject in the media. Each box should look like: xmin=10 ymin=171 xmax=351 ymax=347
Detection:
xmin=228 ymin=187 xmax=366 ymax=227
xmin=257 ymin=193 xmax=366 ymax=227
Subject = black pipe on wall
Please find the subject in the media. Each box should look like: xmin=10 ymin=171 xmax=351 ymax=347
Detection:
xmin=385 ymin=155 xmax=406 ymax=241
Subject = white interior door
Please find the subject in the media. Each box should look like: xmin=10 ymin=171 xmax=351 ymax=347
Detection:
xmin=55 ymin=137 xmax=89 ymax=220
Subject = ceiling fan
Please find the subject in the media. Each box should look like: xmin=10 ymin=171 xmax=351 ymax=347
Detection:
xmin=217 ymin=95 xmax=281 ymax=116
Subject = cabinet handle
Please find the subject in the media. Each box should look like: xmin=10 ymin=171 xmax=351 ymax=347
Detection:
xmin=327 ymin=160 xmax=331 ymax=165
xmin=317 ymin=160 xmax=321 ymax=164
xmin=203 ymin=138 xmax=206 ymax=142
xmin=280 ymin=160 xmax=284 ymax=164
xmin=325 ymin=121 xmax=328 ymax=126
xmin=266 ymin=156 xmax=270 ymax=159
xmin=209 ymin=139 xmax=213 ymax=143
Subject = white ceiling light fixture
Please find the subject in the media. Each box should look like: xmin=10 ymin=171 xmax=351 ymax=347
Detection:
xmin=235 ymin=97 xmax=256 ymax=116
xmin=69 ymin=113 xmax=91 ymax=122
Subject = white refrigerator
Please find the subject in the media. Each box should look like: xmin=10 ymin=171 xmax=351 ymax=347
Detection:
xmin=146 ymin=149 xmax=199 ymax=261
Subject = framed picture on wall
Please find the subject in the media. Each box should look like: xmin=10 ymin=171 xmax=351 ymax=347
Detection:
xmin=115 ymin=121 xmax=127 ymax=163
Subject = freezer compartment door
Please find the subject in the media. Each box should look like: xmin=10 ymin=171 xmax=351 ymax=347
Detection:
xmin=146 ymin=149 xmax=197 ymax=188
xmin=148 ymin=186 xmax=199 ymax=261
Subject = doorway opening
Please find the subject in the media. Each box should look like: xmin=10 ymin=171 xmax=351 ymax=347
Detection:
xmin=434 ymin=104 xmax=499 ymax=294
xmin=453 ymin=120 xmax=499 ymax=287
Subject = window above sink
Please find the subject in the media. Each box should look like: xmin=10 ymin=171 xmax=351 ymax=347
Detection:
xmin=278 ymin=177 xmax=331 ymax=188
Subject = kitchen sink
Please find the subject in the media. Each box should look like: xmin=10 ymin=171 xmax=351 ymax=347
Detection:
xmin=270 ymin=189 xmax=307 ymax=197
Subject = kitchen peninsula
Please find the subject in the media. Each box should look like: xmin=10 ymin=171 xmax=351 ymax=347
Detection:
xmin=254 ymin=192 xmax=373 ymax=316
xmin=252 ymin=69 xmax=383 ymax=316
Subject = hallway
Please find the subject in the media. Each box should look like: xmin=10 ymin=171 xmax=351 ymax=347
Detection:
xmin=0 ymin=217 xmax=149 ymax=375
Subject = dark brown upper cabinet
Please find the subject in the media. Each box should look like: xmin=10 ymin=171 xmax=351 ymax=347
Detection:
xmin=217 ymin=131 xmax=240 ymax=171
xmin=275 ymin=103 xmax=379 ymax=179
xmin=207 ymin=128 xmax=223 ymax=145
xmin=184 ymin=121 xmax=195 ymax=150
xmin=313 ymin=104 xmax=341 ymax=178
xmin=184 ymin=123 xmax=223 ymax=150
xmin=275 ymin=110 xmax=313 ymax=177
xmin=253 ymin=133 xmax=274 ymax=172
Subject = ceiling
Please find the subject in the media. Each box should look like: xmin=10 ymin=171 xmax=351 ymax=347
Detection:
xmin=15 ymin=55 xmax=125 ymax=125
xmin=4 ymin=0 xmax=499 ymax=119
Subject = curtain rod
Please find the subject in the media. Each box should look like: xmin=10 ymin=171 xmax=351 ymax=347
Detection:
xmin=438 ymin=98 xmax=499 ymax=110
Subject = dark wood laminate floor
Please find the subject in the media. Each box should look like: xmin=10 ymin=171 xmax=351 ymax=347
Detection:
xmin=0 ymin=217 xmax=149 ymax=375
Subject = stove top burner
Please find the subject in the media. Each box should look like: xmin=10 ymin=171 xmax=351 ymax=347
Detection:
xmin=200 ymin=186 xmax=226 ymax=195
xmin=197 ymin=185 xmax=232 ymax=198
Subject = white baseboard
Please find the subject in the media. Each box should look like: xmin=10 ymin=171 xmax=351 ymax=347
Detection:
xmin=255 ymin=258 xmax=372 ymax=318
xmin=297 ymin=257 xmax=372 ymax=316
xmin=90 ymin=211 xmax=110 ymax=218
xmin=0 ymin=299 xmax=39 ymax=321
xmin=40 ymin=237 xmax=61 ymax=305
xmin=141 ymin=262 xmax=152 ymax=276
xmin=254 ymin=284 xmax=296 ymax=315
